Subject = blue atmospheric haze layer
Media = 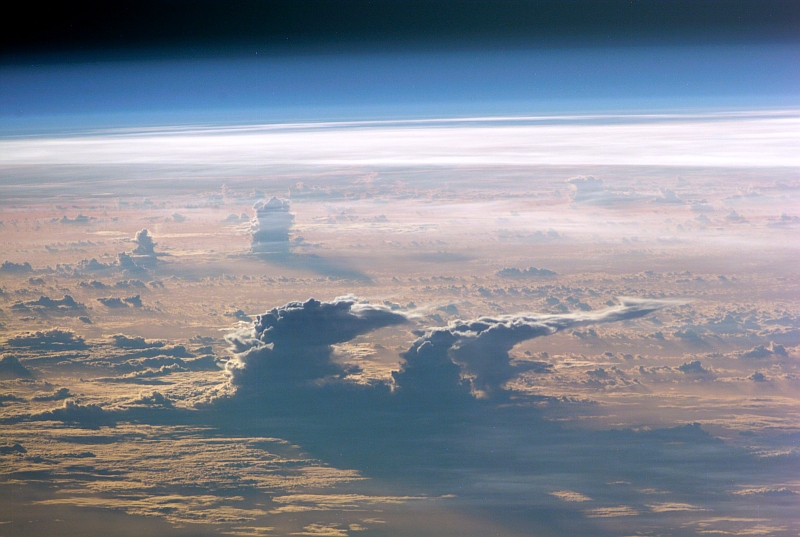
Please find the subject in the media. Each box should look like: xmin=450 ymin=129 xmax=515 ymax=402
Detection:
xmin=1 ymin=43 xmax=798 ymax=133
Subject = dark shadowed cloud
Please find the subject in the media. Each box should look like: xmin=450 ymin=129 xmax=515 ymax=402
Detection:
xmin=395 ymin=298 xmax=676 ymax=397
xmin=226 ymin=296 xmax=408 ymax=391
xmin=0 ymin=355 xmax=33 ymax=379
xmin=5 ymin=328 xmax=87 ymax=350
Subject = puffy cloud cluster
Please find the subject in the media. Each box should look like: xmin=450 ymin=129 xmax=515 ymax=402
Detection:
xmin=226 ymin=297 xmax=408 ymax=391
xmin=97 ymin=295 xmax=142 ymax=308
xmin=12 ymin=400 xmax=118 ymax=429
xmin=250 ymin=197 xmax=295 ymax=254
xmin=496 ymin=266 xmax=557 ymax=279
xmin=6 ymin=328 xmax=87 ymax=350
xmin=11 ymin=295 xmax=85 ymax=313
xmin=0 ymin=260 xmax=33 ymax=273
xmin=110 ymin=334 xmax=165 ymax=349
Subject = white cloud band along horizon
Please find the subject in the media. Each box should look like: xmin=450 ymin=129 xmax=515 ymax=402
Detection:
xmin=1 ymin=111 xmax=798 ymax=174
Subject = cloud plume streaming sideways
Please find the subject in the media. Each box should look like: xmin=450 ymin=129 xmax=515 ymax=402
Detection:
xmin=226 ymin=296 xmax=675 ymax=399
xmin=395 ymin=297 xmax=676 ymax=397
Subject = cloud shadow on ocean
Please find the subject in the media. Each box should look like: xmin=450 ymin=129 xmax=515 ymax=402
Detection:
xmin=244 ymin=197 xmax=373 ymax=282
xmin=194 ymin=297 xmax=791 ymax=534
xmin=201 ymin=381 xmax=776 ymax=536
xmin=254 ymin=252 xmax=373 ymax=283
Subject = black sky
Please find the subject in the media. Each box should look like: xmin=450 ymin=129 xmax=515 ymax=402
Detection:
xmin=3 ymin=0 xmax=800 ymax=62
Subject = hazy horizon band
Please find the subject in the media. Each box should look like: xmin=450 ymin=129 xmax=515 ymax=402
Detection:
xmin=2 ymin=110 xmax=798 ymax=173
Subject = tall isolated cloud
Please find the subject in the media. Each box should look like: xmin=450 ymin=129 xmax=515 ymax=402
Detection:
xmin=250 ymin=197 xmax=294 ymax=254
xmin=129 ymin=229 xmax=158 ymax=269
xmin=132 ymin=229 xmax=156 ymax=256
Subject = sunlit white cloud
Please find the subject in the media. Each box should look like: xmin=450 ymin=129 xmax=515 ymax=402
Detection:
xmin=1 ymin=112 xmax=797 ymax=173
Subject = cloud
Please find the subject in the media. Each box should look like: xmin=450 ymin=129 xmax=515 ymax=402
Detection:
xmin=0 ymin=355 xmax=33 ymax=379
xmin=291 ymin=523 xmax=348 ymax=536
xmin=78 ymin=280 xmax=109 ymax=289
xmin=110 ymin=334 xmax=165 ymax=349
xmin=0 ymin=443 xmax=26 ymax=455
xmin=226 ymin=297 xmax=408 ymax=391
xmin=115 ymin=279 xmax=147 ymax=289
xmin=250 ymin=198 xmax=294 ymax=254
xmin=6 ymin=113 xmax=797 ymax=170
xmin=129 ymin=229 xmax=158 ymax=269
xmin=131 ymin=391 xmax=174 ymax=407
xmin=113 ymin=353 xmax=220 ymax=375
xmin=567 ymin=176 xmax=644 ymax=206
xmin=32 ymin=387 xmax=72 ymax=401
xmin=732 ymin=487 xmax=798 ymax=497
xmin=647 ymin=502 xmax=704 ymax=513
xmin=12 ymin=295 xmax=85 ymax=312
xmin=124 ymin=295 xmax=143 ymax=307
xmin=549 ymin=490 xmax=592 ymax=502
xmin=97 ymin=297 xmax=127 ymax=308
xmin=584 ymin=505 xmax=639 ymax=518
xmin=394 ymin=298 xmax=676 ymax=397
xmin=94 ymin=364 xmax=185 ymax=384
xmin=6 ymin=328 xmax=87 ymax=350
xmin=0 ymin=260 xmax=33 ymax=273
xmin=740 ymin=342 xmax=788 ymax=359
xmin=496 ymin=267 xmax=557 ymax=279
xmin=116 ymin=252 xmax=144 ymax=273
xmin=74 ymin=257 xmax=115 ymax=272
xmin=31 ymin=400 xmax=117 ymax=428
xmin=60 ymin=214 xmax=92 ymax=225
xmin=677 ymin=360 xmax=710 ymax=374
xmin=653 ymin=188 xmax=683 ymax=204
xmin=97 ymin=295 xmax=142 ymax=308
xmin=132 ymin=229 xmax=156 ymax=256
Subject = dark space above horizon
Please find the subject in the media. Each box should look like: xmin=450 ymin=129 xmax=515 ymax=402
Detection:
xmin=3 ymin=0 xmax=800 ymax=62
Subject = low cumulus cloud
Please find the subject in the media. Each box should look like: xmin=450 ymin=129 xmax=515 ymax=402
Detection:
xmin=5 ymin=328 xmax=87 ymax=350
xmin=11 ymin=295 xmax=85 ymax=313
xmin=496 ymin=266 xmax=557 ymax=279
xmin=97 ymin=295 xmax=142 ymax=308
xmin=0 ymin=260 xmax=33 ymax=273
xmin=110 ymin=334 xmax=165 ymax=349
xmin=1 ymin=399 xmax=118 ymax=428
xmin=32 ymin=387 xmax=73 ymax=401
